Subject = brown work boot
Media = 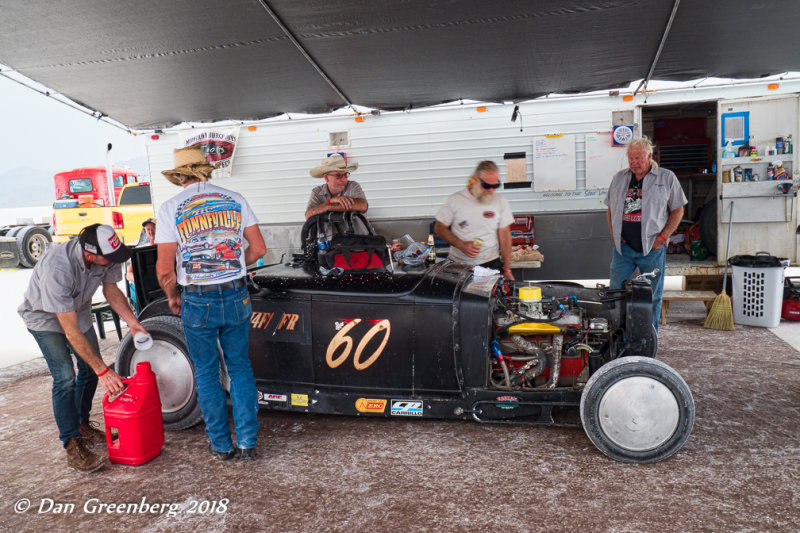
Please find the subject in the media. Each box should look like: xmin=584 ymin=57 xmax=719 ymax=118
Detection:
xmin=65 ymin=437 xmax=106 ymax=473
xmin=78 ymin=420 xmax=106 ymax=447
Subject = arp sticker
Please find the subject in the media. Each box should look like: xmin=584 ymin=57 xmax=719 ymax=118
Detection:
xmin=258 ymin=392 xmax=287 ymax=405
xmin=291 ymin=393 xmax=308 ymax=407
xmin=391 ymin=400 xmax=423 ymax=417
xmin=355 ymin=398 xmax=387 ymax=413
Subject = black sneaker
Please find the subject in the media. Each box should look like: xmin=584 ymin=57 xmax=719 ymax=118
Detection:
xmin=208 ymin=445 xmax=235 ymax=461
xmin=236 ymin=447 xmax=257 ymax=460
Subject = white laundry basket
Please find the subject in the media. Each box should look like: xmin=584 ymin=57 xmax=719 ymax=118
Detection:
xmin=729 ymin=253 xmax=788 ymax=328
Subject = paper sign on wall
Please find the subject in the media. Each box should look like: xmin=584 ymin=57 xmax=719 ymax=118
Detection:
xmin=533 ymin=134 xmax=576 ymax=191
xmin=177 ymin=126 xmax=241 ymax=178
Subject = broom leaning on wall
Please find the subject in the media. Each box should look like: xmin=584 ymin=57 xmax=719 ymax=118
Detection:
xmin=704 ymin=200 xmax=735 ymax=331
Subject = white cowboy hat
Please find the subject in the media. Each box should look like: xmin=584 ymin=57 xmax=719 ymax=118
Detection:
xmin=309 ymin=154 xmax=358 ymax=178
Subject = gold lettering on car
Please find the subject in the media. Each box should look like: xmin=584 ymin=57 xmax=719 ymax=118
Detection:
xmin=276 ymin=313 xmax=300 ymax=331
xmin=325 ymin=319 xmax=391 ymax=371
xmin=251 ymin=311 xmax=274 ymax=330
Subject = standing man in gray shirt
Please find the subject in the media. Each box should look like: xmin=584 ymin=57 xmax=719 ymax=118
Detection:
xmin=19 ymin=223 xmax=149 ymax=472
xmin=604 ymin=137 xmax=686 ymax=330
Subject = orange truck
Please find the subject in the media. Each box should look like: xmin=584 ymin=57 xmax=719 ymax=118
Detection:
xmin=52 ymin=166 xmax=154 ymax=245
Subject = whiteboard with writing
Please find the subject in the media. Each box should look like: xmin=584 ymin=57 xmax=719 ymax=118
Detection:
xmin=533 ymin=134 xmax=576 ymax=191
xmin=585 ymin=132 xmax=627 ymax=189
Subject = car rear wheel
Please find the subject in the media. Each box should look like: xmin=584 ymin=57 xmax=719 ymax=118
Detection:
xmin=580 ymin=356 xmax=694 ymax=464
xmin=115 ymin=315 xmax=203 ymax=430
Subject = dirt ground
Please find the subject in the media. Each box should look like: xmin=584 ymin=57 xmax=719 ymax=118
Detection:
xmin=1 ymin=301 xmax=799 ymax=532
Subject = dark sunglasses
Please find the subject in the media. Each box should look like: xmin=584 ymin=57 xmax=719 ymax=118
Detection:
xmin=478 ymin=177 xmax=500 ymax=190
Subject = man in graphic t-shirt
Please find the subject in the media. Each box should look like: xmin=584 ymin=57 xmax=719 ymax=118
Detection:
xmin=604 ymin=137 xmax=686 ymax=329
xmin=155 ymin=146 xmax=266 ymax=461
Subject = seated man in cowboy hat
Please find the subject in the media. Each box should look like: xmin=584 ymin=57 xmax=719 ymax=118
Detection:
xmin=154 ymin=145 xmax=266 ymax=461
xmin=305 ymin=154 xmax=368 ymax=220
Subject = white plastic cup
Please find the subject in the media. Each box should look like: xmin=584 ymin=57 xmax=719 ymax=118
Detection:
xmin=134 ymin=332 xmax=153 ymax=351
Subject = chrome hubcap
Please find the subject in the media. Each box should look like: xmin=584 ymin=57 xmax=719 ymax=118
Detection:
xmin=130 ymin=339 xmax=194 ymax=413
xmin=598 ymin=376 xmax=679 ymax=451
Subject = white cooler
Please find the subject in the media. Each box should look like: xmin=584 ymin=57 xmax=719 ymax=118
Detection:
xmin=730 ymin=253 xmax=788 ymax=328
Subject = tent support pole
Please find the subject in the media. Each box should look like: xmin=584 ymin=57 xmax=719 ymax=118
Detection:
xmin=634 ymin=0 xmax=681 ymax=96
xmin=258 ymin=0 xmax=359 ymax=115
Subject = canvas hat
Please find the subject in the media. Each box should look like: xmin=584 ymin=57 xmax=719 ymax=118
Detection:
xmin=79 ymin=223 xmax=134 ymax=263
xmin=309 ymin=154 xmax=358 ymax=178
xmin=161 ymin=146 xmax=221 ymax=185
xmin=141 ymin=217 xmax=156 ymax=227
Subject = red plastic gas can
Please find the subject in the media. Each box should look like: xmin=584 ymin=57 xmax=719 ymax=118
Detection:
xmin=102 ymin=361 xmax=164 ymax=465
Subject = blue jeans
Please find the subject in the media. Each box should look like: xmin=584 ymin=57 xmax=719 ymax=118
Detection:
xmin=181 ymin=283 xmax=258 ymax=452
xmin=609 ymin=243 xmax=666 ymax=330
xmin=29 ymin=327 xmax=100 ymax=445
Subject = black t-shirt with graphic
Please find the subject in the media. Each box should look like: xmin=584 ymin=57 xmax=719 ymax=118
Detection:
xmin=621 ymin=174 xmax=643 ymax=252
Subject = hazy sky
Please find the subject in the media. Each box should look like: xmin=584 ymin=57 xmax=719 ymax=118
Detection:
xmin=0 ymin=75 xmax=147 ymax=172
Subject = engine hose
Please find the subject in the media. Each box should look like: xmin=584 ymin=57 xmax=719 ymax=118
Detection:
xmin=545 ymin=335 xmax=563 ymax=389
xmin=489 ymin=358 xmax=513 ymax=390
xmin=510 ymin=335 xmax=546 ymax=379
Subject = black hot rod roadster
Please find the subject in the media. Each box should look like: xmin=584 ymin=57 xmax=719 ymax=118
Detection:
xmin=118 ymin=215 xmax=694 ymax=464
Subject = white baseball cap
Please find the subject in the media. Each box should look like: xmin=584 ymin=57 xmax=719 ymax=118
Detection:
xmin=78 ymin=223 xmax=134 ymax=263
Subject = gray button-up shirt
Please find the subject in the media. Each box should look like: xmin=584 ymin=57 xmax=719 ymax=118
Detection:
xmin=604 ymin=165 xmax=687 ymax=255
xmin=18 ymin=238 xmax=122 ymax=333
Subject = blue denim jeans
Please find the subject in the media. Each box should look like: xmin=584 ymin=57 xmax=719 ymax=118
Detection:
xmin=609 ymin=243 xmax=666 ymax=330
xmin=29 ymin=327 xmax=100 ymax=445
xmin=181 ymin=283 xmax=258 ymax=452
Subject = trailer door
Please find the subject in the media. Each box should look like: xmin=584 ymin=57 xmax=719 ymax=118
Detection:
xmin=717 ymin=95 xmax=799 ymax=263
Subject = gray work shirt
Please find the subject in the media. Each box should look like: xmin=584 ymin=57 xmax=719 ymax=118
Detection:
xmin=306 ymin=180 xmax=369 ymax=234
xmin=604 ymin=165 xmax=687 ymax=255
xmin=18 ymin=238 xmax=122 ymax=333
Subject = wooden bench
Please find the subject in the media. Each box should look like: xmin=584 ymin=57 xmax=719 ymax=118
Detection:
xmin=660 ymin=290 xmax=718 ymax=325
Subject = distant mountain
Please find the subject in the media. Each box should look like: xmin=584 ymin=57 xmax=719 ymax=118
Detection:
xmin=0 ymin=156 xmax=150 ymax=208
xmin=0 ymin=167 xmax=54 ymax=207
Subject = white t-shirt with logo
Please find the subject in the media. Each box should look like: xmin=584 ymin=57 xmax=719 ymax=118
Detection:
xmin=155 ymin=182 xmax=259 ymax=285
xmin=435 ymin=188 xmax=514 ymax=265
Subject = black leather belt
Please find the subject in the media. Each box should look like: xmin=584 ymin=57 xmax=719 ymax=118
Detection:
xmin=184 ymin=278 xmax=246 ymax=293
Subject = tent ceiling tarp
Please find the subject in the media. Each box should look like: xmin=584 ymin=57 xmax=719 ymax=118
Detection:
xmin=2 ymin=0 xmax=800 ymax=129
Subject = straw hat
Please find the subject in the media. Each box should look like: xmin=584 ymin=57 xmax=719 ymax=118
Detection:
xmin=161 ymin=146 xmax=221 ymax=185
xmin=309 ymin=154 xmax=358 ymax=178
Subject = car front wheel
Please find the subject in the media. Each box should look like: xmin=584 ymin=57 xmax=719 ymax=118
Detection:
xmin=115 ymin=315 xmax=203 ymax=430
xmin=580 ymin=356 xmax=694 ymax=464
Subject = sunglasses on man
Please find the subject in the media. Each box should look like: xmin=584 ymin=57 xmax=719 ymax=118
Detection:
xmin=478 ymin=177 xmax=500 ymax=190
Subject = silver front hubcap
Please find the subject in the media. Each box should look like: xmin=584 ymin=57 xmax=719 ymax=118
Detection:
xmin=131 ymin=339 xmax=194 ymax=413
xmin=598 ymin=376 xmax=679 ymax=451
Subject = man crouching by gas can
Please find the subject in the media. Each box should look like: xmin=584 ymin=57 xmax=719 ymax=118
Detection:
xmin=18 ymin=223 xmax=148 ymax=472
xmin=155 ymin=146 xmax=266 ymax=461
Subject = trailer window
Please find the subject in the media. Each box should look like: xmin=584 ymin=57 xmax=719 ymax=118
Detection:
xmin=69 ymin=179 xmax=93 ymax=194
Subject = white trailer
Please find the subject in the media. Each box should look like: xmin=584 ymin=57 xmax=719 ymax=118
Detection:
xmin=145 ymin=77 xmax=800 ymax=279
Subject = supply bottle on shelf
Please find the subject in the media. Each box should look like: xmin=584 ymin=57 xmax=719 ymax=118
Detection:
xmin=722 ymin=140 xmax=736 ymax=159
xmin=786 ymin=135 xmax=793 ymax=154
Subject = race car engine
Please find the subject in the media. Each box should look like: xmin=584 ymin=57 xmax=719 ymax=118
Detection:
xmin=490 ymin=284 xmax=616 ymax=391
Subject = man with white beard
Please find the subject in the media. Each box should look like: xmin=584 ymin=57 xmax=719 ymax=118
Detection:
xmin=434 ymin=160 xmax=515 ymax=280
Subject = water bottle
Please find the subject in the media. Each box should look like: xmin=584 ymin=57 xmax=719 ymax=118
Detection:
xmin=317 ymin=227 xmax=329 ymax=254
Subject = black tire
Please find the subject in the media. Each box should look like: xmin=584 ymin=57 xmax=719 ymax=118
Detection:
xmin=6 ymin=226 xmax=24 ymax=238
xmin=640 ymin=323 xmax=658 ymax=358
xmin=580 ymin=356 xmax=694 ymax=464
xmin=115 ymin=315 xmax=203 ymax=430
xmin=698 ymin=200 xmax=717 ymax=257
xmin=16 ymin=226 xmax=52 ymax=267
